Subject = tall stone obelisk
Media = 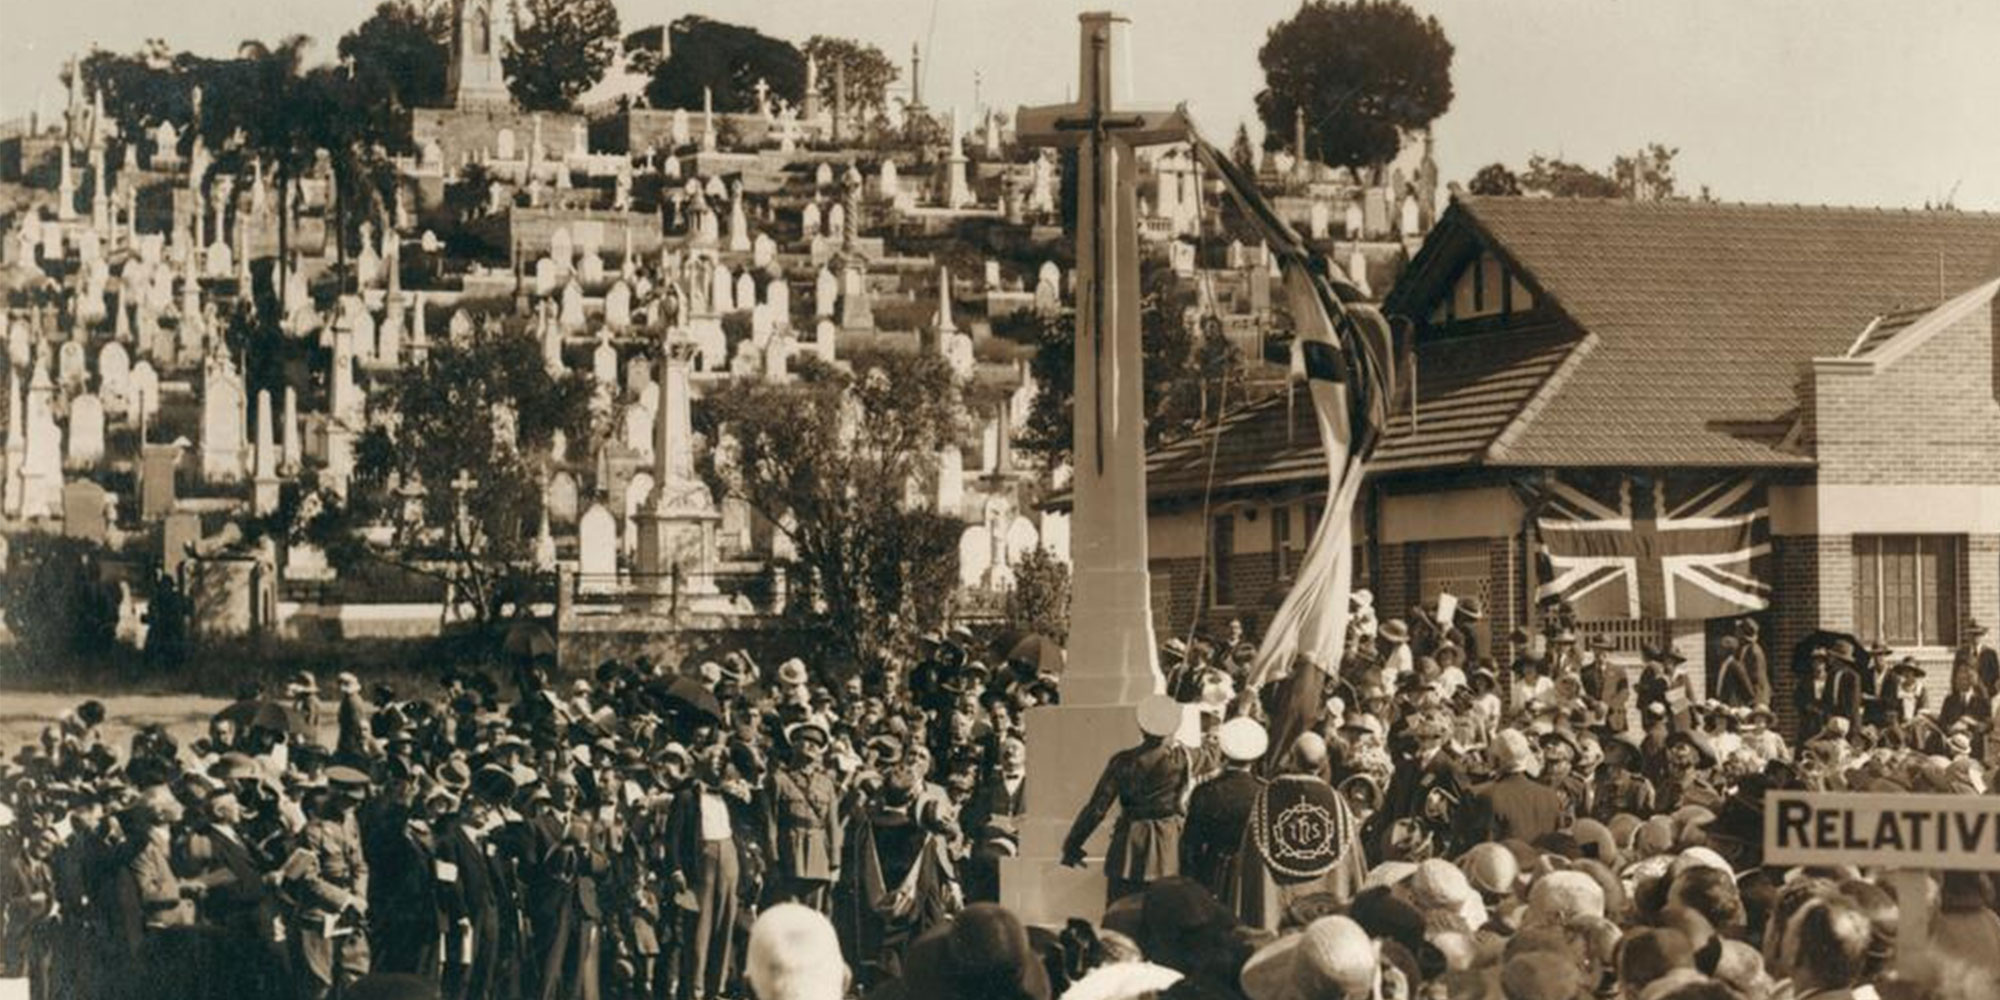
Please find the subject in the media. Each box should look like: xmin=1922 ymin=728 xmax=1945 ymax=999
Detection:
xmin=1005 ymin=12 xmax=1191 ymax=925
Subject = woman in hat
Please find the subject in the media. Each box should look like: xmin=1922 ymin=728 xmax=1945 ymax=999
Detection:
xmin=1885 ymin=658 xmax=1927 ymax=728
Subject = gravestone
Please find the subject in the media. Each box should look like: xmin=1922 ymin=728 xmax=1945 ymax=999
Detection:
xmin=578 ymin=248 xmax=606 ymax=286
xmin=827 ymin=203 xmax=846 ymax=240
xmin=162 ymin=510 xmax=202 ymax=578
xmin=97 ymin=342 xmax=132 ymax=416
xmin=560 ymin=280 xmax=586 ymax=330
xmin=1040 ymin=511 xmax=1071 ymax=563
xmin=986 ymin=259 xmax=1002 ymax=289
xmin=625 ymin=356 xmax=653 ymax=400
xmin=140 ymin=443 xmax=180 ymax=520
xmin=812 ymin=319 xmax=838 ymax=363
xmin=815 ymin=268 xmax=838 ymax=317
xmin=937 ymin=446 xmax=965 ymax=516
xmin=593 ymin=332 xmax=618 ymax=386
xmin=959 ymin=526 xmax=993 ymax=589
xmin=752 ymin=233 xmax=777 ymax=269
xmin=815 ymin=162 xmax=834 ymax=187
xmin=623 ymin=404 xmax=656 ymax=461
xmin=801 ymin=202 xmax=821 ymax=239
xmin=735 ymin=272 xmax=756 ymax=313
xmin=604 ymin=280 xmax=633 ymax=329
xmin=536 ymin=257 xmax=560 ymax=296
xmin=547 ymin=471 xmax=580 ymax=526
xmin=550 ymin=227 xmax=575 ymax=269
xmin=766 ymin=278 xmax=790 ymax=327
xmin=65 ymin=393 xmax=106 ymax=468
xmin=199 ymin=355 xmax=247 ymax=482
xmin=711 ymin=262 xmax=735 ymax=313
xmin=62 ymin=479 xmax=111 ymax=543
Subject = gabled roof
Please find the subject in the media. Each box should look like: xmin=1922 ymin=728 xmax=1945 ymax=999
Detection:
xmin=1833 ymin=276 xmax=2000 ymax=367
xmin=1390 ymin=197 xmax=2000 ymax=466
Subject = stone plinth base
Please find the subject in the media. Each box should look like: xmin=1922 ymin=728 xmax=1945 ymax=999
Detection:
xmin=1001 ymin=702 xmax=1141 ymax=926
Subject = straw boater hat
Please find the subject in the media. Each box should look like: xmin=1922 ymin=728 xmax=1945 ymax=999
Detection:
xmin=1378 ymin=619 xmax=1410 ymax=644
xmin=1137 ymin=694 xmax=1184 ymax=738
xmin=776 ymin=658 xmax=810 ymax=688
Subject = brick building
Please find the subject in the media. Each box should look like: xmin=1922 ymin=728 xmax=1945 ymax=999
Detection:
xmin=1138 ymin=197 xmax=2000 ymax=727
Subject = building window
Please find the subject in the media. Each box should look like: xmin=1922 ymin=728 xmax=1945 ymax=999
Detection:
xmin=1209 ymin=514 xmax=1235 ymax=609
xmin=1853 ymin=535 xmax=1961 ymax=647
xmin=1271 ymin=506 xmax=1293 ymax=581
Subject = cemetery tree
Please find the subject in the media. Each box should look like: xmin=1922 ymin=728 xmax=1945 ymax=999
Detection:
xmin=801 ymin=36 xmax=898 ymax=115
xmin=701 ymin=351 xmax=964 ymax=669
xmin=1230 ymin=122 xmax=1259 ymax=177
xmin=1513 ymin=145 xmax=1680 ymax=200
xmin=1254 ymin=0 xmax=1454 ymax=172
xmin=503 ymin=0 xmax=622 ymax=112
xmin=308 ymin=327 xmax=594 ymax=624
xmin=1018 ymin=261 xmax=1247 ymax=468
xmin=1468 ymin=163 xmax=1521 ymax=196
xmin=648 ymin=16 xmax=806 ymax=114
xmin=1005 ymin=546 xmax=1071 ymax=644
xmin=339 ymin=0 xmax=452 ymax=112
xmin=0 ymin=535 xmax=121 ymax=668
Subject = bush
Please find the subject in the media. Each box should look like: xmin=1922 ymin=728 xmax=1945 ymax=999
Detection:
xmin=0 ymin=534 xmax=121 ymax=668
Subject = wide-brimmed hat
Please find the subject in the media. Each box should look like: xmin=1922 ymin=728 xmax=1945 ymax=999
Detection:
xmin=1666 ymin=730 xmax=1718 ymax=768
xmin=776 ymin=658 xmax=810 ymax=687
xmin=1136 ymin=694 xmax=1183 ymax=738
xmin=899 ymin=904 xmax=1050 ymax=1000
xmin=1588 ymin=634 xmax=1614 ymax=651
xmin=1219 ymin=717 xmax=1269 ymax=763
xmin=1458 ymin=596 xmax=1486 ymax=621
xmin=286 ymin=671 xmax=319 ymax=695
xmin=1826 ymin=640 xmax=1857 ymax=665
xmin=1378 ymin=619 xmax=1410 ymax=644
xmin=1240 ymin=915 xmax=1379 ymax=1000
xmin=1490 ymin=729 xmax=1534 ymax=775
xmin=785 ymin=721 xmax=830 ymax=748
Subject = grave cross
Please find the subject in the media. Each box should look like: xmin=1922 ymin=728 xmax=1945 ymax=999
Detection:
xmin=450 ymin=468 xmax=480 ymax=545
xmin=1017 ymin=15 xmax=1188 ymax=476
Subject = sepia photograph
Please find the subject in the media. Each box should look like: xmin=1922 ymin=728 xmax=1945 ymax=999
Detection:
xmin=0 ymin=0 xmax=1996 ymax=997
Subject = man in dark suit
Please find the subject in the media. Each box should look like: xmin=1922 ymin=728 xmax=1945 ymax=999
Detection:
xmin=1963 ymin=620 xmax=2000 ymax=694
xmin=1469 ymin=730 xmax=1564 ymax=844
xmin=187 ymin=790 xmax=282 ymax=997
xmin=1372 ymin=709 xmax=1469 ymax=856
xmin=1580 ymin=635 xmax=1630 ymax=733
xmin=1795 ymin=651 xmax=1832 ymax=742
xmin=1736 ymin=619 xmax=1772 ymax=708
xmin=1181 ymin=718 xmax=1267 ymax=902
xmin=1826 ymin=641 xmax=1868 ymax=729
xmin=437 ymin=790 xmax=503 ymax=1000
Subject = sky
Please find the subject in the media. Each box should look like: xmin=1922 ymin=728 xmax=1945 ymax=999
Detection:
xmin=3 ymin=0 xmax=1997 ymax=210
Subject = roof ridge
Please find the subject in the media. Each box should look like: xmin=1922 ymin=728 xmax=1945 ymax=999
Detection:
xmin=1460 ymin=195 xmax=2000 ymax=220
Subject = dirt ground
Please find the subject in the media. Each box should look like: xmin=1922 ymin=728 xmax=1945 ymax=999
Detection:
xmin=0 ymin=692 xmax=336 ymax=759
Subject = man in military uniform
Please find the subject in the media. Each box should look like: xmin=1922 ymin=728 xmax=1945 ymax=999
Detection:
xmin=1590 ymin=733 xmax=1656 ymax=823
xmin=766 ymin=721 xmax=842 ymax=912
xmin=1180 ymin=718 xmax=1267 ymax=903
xmin=287 ymin=767 xmax=373 ymax=1000
xmin=1368 ymin=709 xmax=1467 ymax=858
xmin=1657 ymin=730 xmax=1723 ymax=812
xmin=1062 ymin=695 xmax=1213 ymax=904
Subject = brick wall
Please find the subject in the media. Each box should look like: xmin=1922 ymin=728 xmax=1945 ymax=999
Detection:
xmin=1970 ymin=535 xmax=2000 ymax=635
xmin=411 ymin=107 xmax=584 ymax=169
xmin=1815 ymin=299 xmax=1999 ymax=486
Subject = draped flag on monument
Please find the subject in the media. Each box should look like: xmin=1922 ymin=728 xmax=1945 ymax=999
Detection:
xmin=1190 ymin=136 xmax=1408 ymax=771
xmin=1530 ymin=473 xmax=1772 ymax=621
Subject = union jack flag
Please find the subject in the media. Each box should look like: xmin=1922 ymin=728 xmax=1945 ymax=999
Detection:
xmin=1531 ymin=473 xmax=1771 ymax=621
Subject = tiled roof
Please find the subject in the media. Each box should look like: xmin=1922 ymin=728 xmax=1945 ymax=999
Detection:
xmin=1413 ymin=198 xmax=2000 ymax=466
xmin=1139 ymin=319 xmax=1586 ymax=501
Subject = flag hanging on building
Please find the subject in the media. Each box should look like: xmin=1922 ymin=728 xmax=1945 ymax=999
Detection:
xmin=1530 ymin=473 xmax=1772 ymax=621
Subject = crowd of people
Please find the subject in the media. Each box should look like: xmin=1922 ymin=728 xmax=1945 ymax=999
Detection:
xmin=1 ymin=605 xmax=1999 ymax=1000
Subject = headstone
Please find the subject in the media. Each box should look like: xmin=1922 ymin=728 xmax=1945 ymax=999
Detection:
xmin=801 ymin=202 xmax=821 ymax=239
xmin=62 ymin=480 xmax=111 ymax=543
xmin=97 ymin=341 xmax=132 ymax=416
xmin=547 ymin=471 xmax=580 ymax=526
xmin=815 ymin=267 xmax=838 ymax=317
xmin=376 ymin=297 xmax=404 ymax=365
xmin=65 ymin=393 xmax=106 ymax=469
xmin=560 ymin=280 xmax=586 ymax=330
xmin=623 ymin=404 xmax=655 ymax=461
xmin=936 ymin=446 xmax=964 ymax=515
xmin=1399 ymin=192 xmax=1421 ymax=238
xmin=592 ymin=332 xmax=618 ymax=386
xmin=162 ymin=510 xmax=201 ymax=577
xmin=812 ymin=318 xmax=838 ymax=363
xmin=58 ymin=341 xmax=87 ymax=388
xmin=578 ymin=248 xmax=606 ymax=286
xmin=281 ymin=385 xmax=301 ymax=472
xmin=1309 ymin=200 xmax=1330 ymax=240
xmin=140 ymin=443 xmax=179 ymax=520
xmin=578 ymin=502 xmax=619 ymax=581
xmin=959 ymin=526 xmax=993 ymax=589
xmin=985 ymin=259 xmax=1002 ymax=289
xmin=550 ymin=227 xmax=575 ymax=270
xmin=252 ymin=389 xmax=279 ymax=515
xmin=815 ymin=163 xmax=834 ymax=188
xmin=1006 ymin=516 xmax=1041 ymax=564
xmin=878 ymin=159 xmax=900 ymax=199
xmin=766 ymin=278 xmax=790 ymax=327
xmin=735 ymin=272 xmax=756 ymax=315
xmin=605 ymin=280 xmax=633 ymax=329
xmin=1040 ymin=511 xmax=1071 ymax=563
xmin=199 ymin=354 xmax=247 ymax=482
xmin=752 ymin=232 xmax=777 ymax=269
xmin=711 ymin=262 xmax=735 ymax=313
xmin=535 ymin=257 xmax=560 ymax=296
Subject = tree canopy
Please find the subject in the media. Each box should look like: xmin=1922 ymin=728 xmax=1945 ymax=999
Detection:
xmin=1254 ymin=0 xmax=1454 ymax=171
xmin=503 ymin=0 xmax=621 ymax=111
xmin=647 ymin=16 xmax=805 ymax=114
xmin=800 ymin=36 xmax=898 ymax=116
xmin=1475 ymin=144 xmax=1685 ymax=200
xmin=294 ymin=323 xmax=594 ymax=623
xmin=699 ymin=351 xmax=964 ymax=669
xmin=339 ymin=1 xmax=452 ymax=112
xmin=1018 ymin=261 xmax=1247 ymax=469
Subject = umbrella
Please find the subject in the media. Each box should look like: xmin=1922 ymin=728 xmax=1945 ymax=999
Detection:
xmin=1006 ymin=634 xmax=1066 ymax=675
xmin=1790 ymin=629 xmax=1875 ymax=677
xmin=649 ymin=676 xmax=723 ymax=723
xmin=502 ymin=622 xmax=557 ymax=660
